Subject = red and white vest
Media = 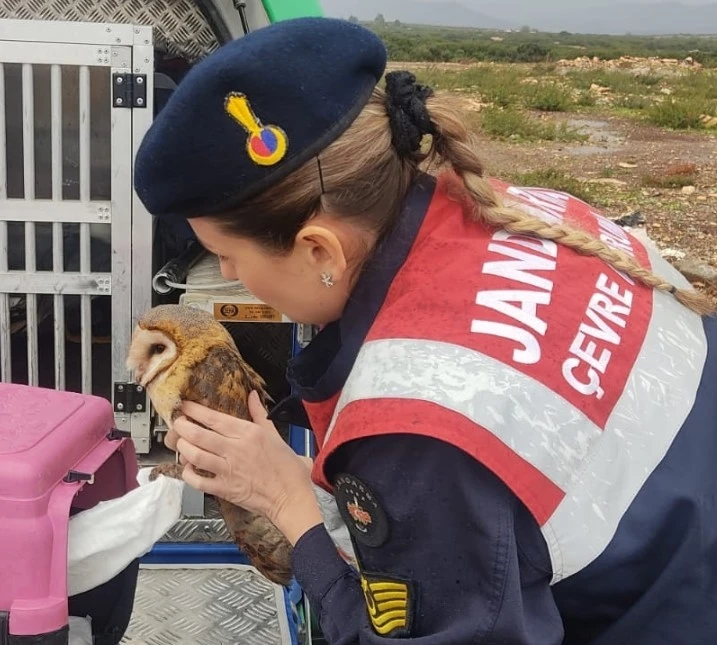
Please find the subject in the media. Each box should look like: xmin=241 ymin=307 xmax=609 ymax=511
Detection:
xmin=306 ymin=173 xmax=708 ymax=583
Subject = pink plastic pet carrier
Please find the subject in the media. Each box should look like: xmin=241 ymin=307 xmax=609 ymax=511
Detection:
xmin=0 ymin=383 xmax=139 ymax=644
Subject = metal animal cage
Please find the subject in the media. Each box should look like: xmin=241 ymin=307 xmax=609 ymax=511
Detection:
xmin=0 ymin=20 xmax=155 ymax=451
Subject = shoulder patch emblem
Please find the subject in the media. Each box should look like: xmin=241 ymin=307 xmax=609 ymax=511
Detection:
xmin=334 ymin=473 xmax=389 ymax=548
xmin=224 ymin=92 xmax=288 ymax=166
xmin=361 ymin=572 xmax=414 ymax=637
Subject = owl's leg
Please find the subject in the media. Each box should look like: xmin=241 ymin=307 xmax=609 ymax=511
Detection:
xmin=148 ymin=462 xmax=185 ymax=480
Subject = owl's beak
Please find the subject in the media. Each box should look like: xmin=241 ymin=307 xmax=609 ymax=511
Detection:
xmin=132 ymin=367 xmax=146 ymax=386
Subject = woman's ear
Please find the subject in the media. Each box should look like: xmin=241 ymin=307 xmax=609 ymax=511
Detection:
xmin=294 ymin=224 xmax=349 ymax=283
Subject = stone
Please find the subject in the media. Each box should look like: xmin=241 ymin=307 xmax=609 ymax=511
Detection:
xmin=587 ymin=178 xmax=628 ymax=186
xmin=681 ymin=185 xmax=696 ymax=195
xmin=675 ymin=258 xmax=717 ymax=285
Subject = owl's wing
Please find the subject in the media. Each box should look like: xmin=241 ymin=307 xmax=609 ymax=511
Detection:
xmin=182 ymin=343 xmax=271 ymax=421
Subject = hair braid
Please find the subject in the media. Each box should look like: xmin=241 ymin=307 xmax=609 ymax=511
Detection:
xmin=424 ymin=95 xmax=715 ymax=317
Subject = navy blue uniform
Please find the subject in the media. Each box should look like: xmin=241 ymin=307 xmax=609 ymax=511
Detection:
xmin=269 ymin=177 xmax=717 ymax=644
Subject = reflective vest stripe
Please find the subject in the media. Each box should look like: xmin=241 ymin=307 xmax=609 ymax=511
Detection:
xmin=319 ymin=254 xmax=707 ymax=580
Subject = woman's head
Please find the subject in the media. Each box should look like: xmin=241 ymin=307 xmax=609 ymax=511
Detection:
xmin=189 ymin=84 xmax=422 ymax=324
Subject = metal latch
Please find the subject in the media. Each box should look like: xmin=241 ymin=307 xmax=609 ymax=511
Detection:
xmin=112 ymin=73 xmax=147 ymax=108
xmin=63 ymin=470 xmax=95 ymax=485
xmin=113 ymin=383 xmax=147 ymax=413
xmin=107 ymin=427 xmax=132 ymax=441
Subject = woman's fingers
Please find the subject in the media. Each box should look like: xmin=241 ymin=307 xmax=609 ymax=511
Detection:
xmin=174 ymin=416 xmax=228 ymax=455
xmin=180 ymin=401 xmax=254 ymax=437
xmin=248 ymin=390 xmax=268 ymax=422
xmin=163 ymin=429 xmax=179 ymax=451
xmin=176 ymin=437 xmax=226 ymax=475
xmin=182 ymin=463 xmax=222 ymax=496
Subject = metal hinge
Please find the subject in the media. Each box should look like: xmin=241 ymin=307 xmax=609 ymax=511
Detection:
xmin=113 ymin=382 xmax=147 ymax=413
xmin=112 ymin=73 xmax=147 ymax=108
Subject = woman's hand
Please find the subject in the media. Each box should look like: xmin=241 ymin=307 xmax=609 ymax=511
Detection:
xmin=172 ymin=391 xmax=323 ymax=545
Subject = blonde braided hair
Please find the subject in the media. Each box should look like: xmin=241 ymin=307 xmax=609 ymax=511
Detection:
xmin=423 ymin=95 xmax=715 ymax=317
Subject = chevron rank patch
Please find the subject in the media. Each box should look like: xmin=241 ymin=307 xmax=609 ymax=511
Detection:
xmin=360 ymin=572 xmax=414 ymax=638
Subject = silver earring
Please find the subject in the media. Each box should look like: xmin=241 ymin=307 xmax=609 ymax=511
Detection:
xmin=320 ymin=272 xmax=334 ymax=288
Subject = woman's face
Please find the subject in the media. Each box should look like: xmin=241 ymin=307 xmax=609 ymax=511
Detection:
xmin=188 ymin=216 xmax=367 ymax=326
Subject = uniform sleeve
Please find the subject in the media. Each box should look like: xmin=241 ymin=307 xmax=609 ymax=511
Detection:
xmin=291 ymin=434 xmax=564 ymax=644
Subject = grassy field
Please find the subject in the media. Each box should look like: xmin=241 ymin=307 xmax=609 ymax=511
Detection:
xmin=366 ymin=22 xmax=717 ymax=67
xmin=406 ymin=62 xmax=717 ymax=137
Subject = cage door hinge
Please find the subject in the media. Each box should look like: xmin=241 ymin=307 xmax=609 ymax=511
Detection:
xmin=112 ymin=73 xmax=147 ymax=108
xmin=113 ymin=382 xmax=147 ymax=413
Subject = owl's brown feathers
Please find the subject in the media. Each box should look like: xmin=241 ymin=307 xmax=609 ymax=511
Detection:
xmin=126 ymin=304 xmax=292 ymax=586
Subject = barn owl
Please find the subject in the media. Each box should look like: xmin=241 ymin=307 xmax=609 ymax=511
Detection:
xmin=125 ymin=304 xmax=293 ymax=586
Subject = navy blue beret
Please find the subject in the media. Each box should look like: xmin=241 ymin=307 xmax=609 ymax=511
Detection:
xmin=134 ymin=17 xmax=387 ymax=218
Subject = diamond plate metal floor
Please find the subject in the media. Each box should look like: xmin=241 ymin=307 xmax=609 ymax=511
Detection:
xmin=122 ymin=564 xmax=293 ymax=645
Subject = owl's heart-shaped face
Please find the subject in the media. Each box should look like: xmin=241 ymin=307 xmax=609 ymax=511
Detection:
xmin=125 ymin=327 xmax=178 ymax=387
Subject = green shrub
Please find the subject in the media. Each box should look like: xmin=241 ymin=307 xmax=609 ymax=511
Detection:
xmin=512 ymin=168 xmax=594 ymax=202
xmin=478 ymin=107 xmax=586 ymax=142
xmin=523 ymin=83 xmax=574 ymax=111
xmin=647 ymin=98 xmax=708 ymax=129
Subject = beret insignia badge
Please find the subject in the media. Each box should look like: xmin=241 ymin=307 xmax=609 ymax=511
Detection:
xmin=224 ymin=92 xmax=288 ymax=166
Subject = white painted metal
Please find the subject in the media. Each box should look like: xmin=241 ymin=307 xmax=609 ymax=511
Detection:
xmin=0 ymin=19 xmax=137 ymax=46
xmin=109 ymin=42 xmax=135 ymax=445
xmin=0 ymin=200 xmax=112 ymax=223
xmin=0 ymin=273 xmax=111 ymax=294
xmin=0 ymin=63 xmax=9 ymax=382
xmin=0 ymin=42 xmax=115 ymax=67
xmin=51 ymin=63 xmax=65 ymax=390
xmin=79 ymin=65 xmax=92 ymax=394
xmin=22 ymin=63 xmax=39 ymax=387
xmin=128 ymin=38 xmax=155 ymax=451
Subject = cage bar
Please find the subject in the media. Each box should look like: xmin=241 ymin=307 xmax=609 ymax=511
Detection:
xmin=79 ymin=64 xmax=91 ymax=394
xmin=51 ymin=63 xmax=64 ymax=390
xmin=22 ymin=63 xmax=38 ymax=387
xmin=0 ymin=63 xmax=10 ymax=382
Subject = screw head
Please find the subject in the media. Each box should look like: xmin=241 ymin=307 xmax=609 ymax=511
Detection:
xmin=136 ymin=385 xmax=144 ymax=392
xmin=116 ymin=98 xmax=123 ymax=105
xmin=116 ymin=76 xmax=123 ymax=84
xmin=117 ymin=402 xmax=124 ymax=411
xmin=118 ymin=384 xmax=124 ymax=391
xmin=135 ymin=403 xmax=143 ymax=411
xmin=136 ymin=76 xmax=144 ymax=84
xmin=136 ymin=98 xmax=144 ymax=106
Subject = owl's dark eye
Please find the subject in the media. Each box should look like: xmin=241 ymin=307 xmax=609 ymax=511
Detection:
xmin=150 ymin=343 xmax=166 ymax=355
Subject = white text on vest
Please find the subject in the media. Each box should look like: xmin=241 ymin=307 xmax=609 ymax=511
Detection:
xmin=472 ymin=231 xmax=558 ymax=365
xmin=563 ymin=273 xmax=633 ymax=399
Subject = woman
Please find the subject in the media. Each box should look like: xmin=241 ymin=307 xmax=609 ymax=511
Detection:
xmin=134 ymin=17 xmax=717 ymax=644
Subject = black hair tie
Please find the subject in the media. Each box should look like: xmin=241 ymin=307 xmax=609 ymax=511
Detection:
xmin=384 ymin=71 xmax=436 ymax=157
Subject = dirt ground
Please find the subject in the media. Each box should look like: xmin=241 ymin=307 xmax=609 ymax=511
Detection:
xmin=471 ymin=112 xmax=717 ymax=267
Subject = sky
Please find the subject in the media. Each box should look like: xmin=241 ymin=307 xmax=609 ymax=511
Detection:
xmin=467 ymin=0 xmax=716 ymax=5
